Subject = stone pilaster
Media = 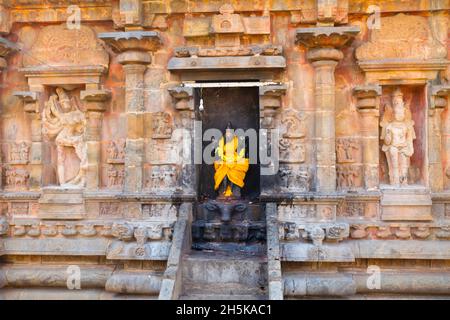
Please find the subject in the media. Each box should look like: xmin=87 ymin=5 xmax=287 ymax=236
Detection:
xmin=353 ymin=85 xmax=381 ymax=190
xmin=259 ymin=85 xmax=286 ymax=194
xmin=13 ymin=91 xmax=41 ymax=190
xmin=431 ymin=85 xmax=450 ymax=191
xmin=99 ymin=31 xmax=162 ymax=193
xmin=168 ymin=86 xmax=195 ymax=192
xmin=296 ymin=26 xmax=359 ymax=193
xmin=80 ymin=88 xmax=111 ymax=191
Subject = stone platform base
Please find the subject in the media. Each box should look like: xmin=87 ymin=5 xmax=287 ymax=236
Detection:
xmin=38 ymin=187 xmax=86 ymax=220
xmin=381 ymin=187 xmax=432 ymax=221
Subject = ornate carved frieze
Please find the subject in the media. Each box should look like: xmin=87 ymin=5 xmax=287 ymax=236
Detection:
xmin=279 ymin=222 xmax=350 ymax=243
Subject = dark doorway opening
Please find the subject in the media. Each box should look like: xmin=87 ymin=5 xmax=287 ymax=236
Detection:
xmin=196 ymin=86 xmax=260 ymax=201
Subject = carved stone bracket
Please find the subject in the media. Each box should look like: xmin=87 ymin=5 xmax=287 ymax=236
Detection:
xmin=0 ymin=37 xmax=17 ymax=71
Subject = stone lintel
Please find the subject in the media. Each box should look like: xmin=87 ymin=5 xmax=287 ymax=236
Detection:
xmin=357 ymin=59 xmax=450 ymax=84
xmin=295 ymin=26 xmax=360 ymax=49
xmin=98 ymin=31 xmax=162 ymax=53
xmin=19 ymin=65 xmax=107 ymax=89
xmin=168 ymin=55 xmax=286 ymax=71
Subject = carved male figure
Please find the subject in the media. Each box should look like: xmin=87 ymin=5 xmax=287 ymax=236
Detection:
xmin=43 ymin=88 xmax=87 ymax=187
xmin=380 ymin=88 xmax=415 ymax=186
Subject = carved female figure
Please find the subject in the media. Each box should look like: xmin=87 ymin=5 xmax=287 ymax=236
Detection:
xmin=380 ymin=88 xmax=415 ymax=186
xmin=43 ymin=87 xmax=87 ymax=187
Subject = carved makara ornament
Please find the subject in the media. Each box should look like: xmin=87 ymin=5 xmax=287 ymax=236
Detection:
xmin=43 ymin=87 xmax=87 ymax=187
xmin=380 ymin=88 xmax=415 ymax=186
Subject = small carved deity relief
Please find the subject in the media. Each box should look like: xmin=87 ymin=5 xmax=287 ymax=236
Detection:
xmin=152 ymin=112 xmax=173 ymax=139
xmin=42 ymin=87 xmax=87 ymax=187
xmin=380 ymin=88 xmax=415 ymax=186
xmin=279 ymin=138 xmax=306 ymax=163
xmin=107 ymin=140 xmax=125 ymax=164
xmin=5 ymin=166 xmax=29 ymax=190
xmin=281 ymin=112 xmax=306 ymax=139
xmin=146 ymin=165 xmax=179 ymax=191
xmin=9 ymin=141 xmax=30 ymax=164
xmin=337 ymin=165 xmax=360 ymax=189
xmin=279 ymin=165 xmax=310 ymax=191
xmin=336 ymin=138 xmax=359 ymax=163
xmin=106 ymin=165 xmax=124 ymax=188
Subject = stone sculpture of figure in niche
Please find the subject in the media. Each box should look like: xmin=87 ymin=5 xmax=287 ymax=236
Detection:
xmin=380 ymin=87 xmax=415 ymax=186
xmin=213 ymin=122 xmax=249 ymax=198
xmin=43 ymin=87 xmax=87 ymax=187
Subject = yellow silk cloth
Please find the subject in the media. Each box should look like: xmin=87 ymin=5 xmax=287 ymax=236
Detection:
xmin=214 ymin=136 xmax=249 ymax=192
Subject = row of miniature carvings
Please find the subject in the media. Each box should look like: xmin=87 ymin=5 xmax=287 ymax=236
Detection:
xmin=0 ymin=218 xmax=174 ymax=242
xmin=279 ymin=221 xmax=450 ymax=243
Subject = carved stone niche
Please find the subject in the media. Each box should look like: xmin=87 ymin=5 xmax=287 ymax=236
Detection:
xmin=17 ymin=24 xmax=110 ymax=219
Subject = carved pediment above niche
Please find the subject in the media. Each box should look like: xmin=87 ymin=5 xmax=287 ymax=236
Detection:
xmin=355 ymin=14 xmax=449 ymax=84
xmin=181 ymin=4 xmax=271 ymax=55
xmin=22 ymin=24 xmax=109 ymax=69
xmin=356 ymin=14 xmax=447 ymax=62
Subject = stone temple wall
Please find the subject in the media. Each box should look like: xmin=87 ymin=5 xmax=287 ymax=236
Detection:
xmin=0 ymin=0 xmax=449 ymax=299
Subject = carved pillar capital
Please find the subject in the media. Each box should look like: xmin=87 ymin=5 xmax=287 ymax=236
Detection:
xmin=295 ymin=26 xmax=360 ymax=51
xmin=430 ymin=84 xmax=450 ymax=110
xmin=353 ymin=85 xmax=382 ymax=111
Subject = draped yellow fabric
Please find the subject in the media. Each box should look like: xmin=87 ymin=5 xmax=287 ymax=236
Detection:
xmin=214 ymin=136 xmax=249 ymax=194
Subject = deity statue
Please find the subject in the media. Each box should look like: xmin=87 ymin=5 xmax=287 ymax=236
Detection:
xmin=43 ymin=87 xmax=87 ymax=187
xmin=380 ymin=87 xmax=415 ymax=186
xmin=213 ymin=122 xmax=249 ymax=198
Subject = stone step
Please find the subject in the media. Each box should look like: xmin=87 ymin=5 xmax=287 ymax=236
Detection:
xmin=183 ymin=280 xmax=267 ymax=296
xmin=182 ymin=251 xmax=268 ymax=287
xmin=179 ymin=294 xmax=267 ymax=300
